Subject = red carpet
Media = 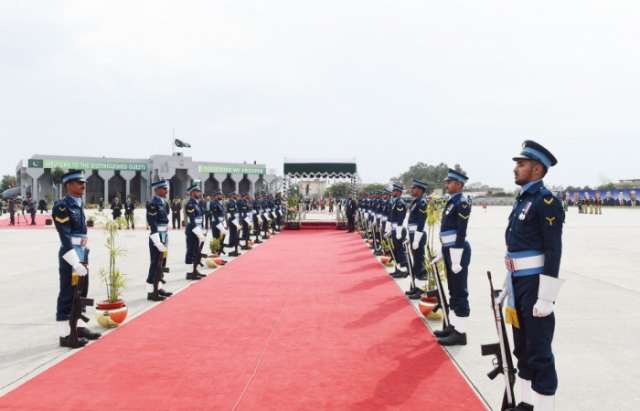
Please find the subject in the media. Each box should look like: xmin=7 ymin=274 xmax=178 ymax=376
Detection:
xmin=0 ymin=230 xmax=485 ymax=411
xmin=0 ymin=214 xmax=53 ymax=229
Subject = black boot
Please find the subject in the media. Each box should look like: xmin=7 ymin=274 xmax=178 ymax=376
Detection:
xmin=433 ymin=325 xmax=453 ymax=338
xmin=147 ymin=291 xmax=166 ymax=301
xmin=391 ymin=270 xmax=409 ymax=279
xmin=162 ymin=267 xmax=170 ymax=273
xmin=60 ymin=335 xmax=88 ymax=349
xmin=158 ymin=289 xmax=173 ymax=297
xmin=186 ymin=272 xmax=203 ymax=280
xmin=437 ymin=329 xmax=467 ymax=346
xmin=505 ymin=404 xmax=534 ymax=411
xmin=77 ymin=327 xmax=102 ymax=340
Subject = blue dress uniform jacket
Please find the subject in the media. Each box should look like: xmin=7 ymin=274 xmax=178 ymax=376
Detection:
xmin=210 ymin=199 xmax=226 ymax=238
xmin=505 ymin=180 xmax=564 ymax=396
xmin=440 ymin=192 xmax=472 ymax=317
xmin=146 ymin=196 xmax=169 ymax=284
xmin=52 ymin=196 xmax=88 ymax=321
xmin=185 ymin=198 xmax=204 ymax=264
xmin=389 ymin=196 xmax=407 ymax=267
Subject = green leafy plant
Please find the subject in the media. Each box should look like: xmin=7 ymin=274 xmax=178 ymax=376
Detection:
xmin=424 ymin=195 xmax=447 ymax=290
xmin=99 ymin=220 xmax=127 ymax=302
xmin=209 ymin=237 xmax=221 ymax=255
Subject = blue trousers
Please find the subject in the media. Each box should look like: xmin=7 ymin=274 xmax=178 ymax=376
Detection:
xmin=392 ymin=232 xmax=407 ymax=267
xmin=185 ymin=230 xmax=198 ymax=264
xmin=512 ymin=275 xmax=558 ymax=396
xmin=147 ymin=239 xmax=162 ymax=284
xmin=56 ymin=249 xmax=89 ymax=321
xmin=408 ymin=232 xmax=426 ymax=276
xmin=443 ymin=242 xmax=471 ymax=317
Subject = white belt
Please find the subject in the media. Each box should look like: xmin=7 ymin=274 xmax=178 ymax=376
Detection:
xmin=157 ymin=225 xmax=168 ymax=232
xmin=381 ymin=217 xmax=388 ymax=222
xmin=392 ymin=223 xmax=398 ymax=229
xmin=440 ymin=231 xmax=457 ymax=246
xmin=408 ymin=224 xmax=418 ymax=232
xmin=71 ymin=236 xmax=88 ymax=246
xmin=505 ymin=253 xmax=545 ymax=273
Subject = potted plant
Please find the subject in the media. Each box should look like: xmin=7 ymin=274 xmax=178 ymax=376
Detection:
xmin=87 ymin=217 xmax=95 ymax=228
xmin=96 ymin=220 xmax=128 ymax=328
xmin=206 ymin=237 xmax=226 ymax=268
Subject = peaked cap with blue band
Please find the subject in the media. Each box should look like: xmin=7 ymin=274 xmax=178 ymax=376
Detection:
xmin=513 ymin=140 xmax=558 ymax=169
xmin=444 ymin=168 xmax=469 ymax=183
xmin=61 ymin=170 xmax=86 ymax=184
xmin=392 ymin=182 xmax=404 ymax=192
xmin=412 ymin=179 xmax=428 ymax=191
xmin=187 ymin=180 xmax=202 ymax=193
xmin=151 ymin=179 xmax=170 ymax=190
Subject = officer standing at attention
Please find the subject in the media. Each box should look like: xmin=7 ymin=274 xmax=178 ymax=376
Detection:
xmin=389 ymin=183 xmax=408 ymax=279
xmin=345 ymin=195 xmax=357 ymax=232
xmin=146 ymin=180 xmax=173 ymax=301
xmin=210 ymin=190 xmax=226 ymax=241
xmin=436 ymin=168 xmax=472 ymax=346
xmin=52 ymin=170 xmax=101 ymax=347
xmin=124 ymin=196 xmax=135 ymax=229
xmin=406 ymin=179 xmax=428 ymax=297
xmin=504 ymin=140 xmax=565 ymax=411
xmin=185 ymin=181 xmax=207 ymax=280
xmin=238 ymin=193 xmax=251 ymax=250
xmin=225 ymin=192 xmax=240 ymax=256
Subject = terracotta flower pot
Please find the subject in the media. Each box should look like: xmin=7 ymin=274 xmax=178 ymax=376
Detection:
xmin=214 ymin=257 xmax=226 ymax=266
xmin=380 ymin=256 xmax=393 ymax=266
xmin=418 ymin=301 xmax=435 ymax=317
xmin=206 ymin=258 xmax=218 ymax=269
xmin=96 ymin=300 xmax=128 ymax=328
xmin=420 ymin=295 xmax=438 ymax=304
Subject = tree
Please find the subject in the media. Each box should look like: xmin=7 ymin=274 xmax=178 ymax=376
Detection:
xmin=396 ymin=162 xmax=466 ymax=194
xmin=51 ymin=167 xmax=65 ymax=200
xmin=1 ymin=175 xmax=17 ymax=192
xmin=325 ymin=182 xmax=352 ymax=199
xmin=358 ymin=183 xmax=386 ymax=196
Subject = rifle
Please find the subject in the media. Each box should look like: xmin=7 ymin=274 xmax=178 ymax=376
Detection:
xmin=68 ymin=249 xmax=94 ymax=347
xmin=403 ymin=237 xmax=419 ymax=295
xmin=427 ymin=246 xmax=450 ymax=329
xmin=481 ymin=271 xmax=517 ymax=410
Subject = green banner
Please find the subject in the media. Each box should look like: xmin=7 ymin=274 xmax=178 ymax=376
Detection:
xmin=198 ymin=164 xmax=265 ymax=175
xmin=28 ymin=158 xmax=148 ymax=172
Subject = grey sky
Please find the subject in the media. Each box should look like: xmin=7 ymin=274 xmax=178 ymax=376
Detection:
xmin=1 ymin=1 xmax=639 ymax=189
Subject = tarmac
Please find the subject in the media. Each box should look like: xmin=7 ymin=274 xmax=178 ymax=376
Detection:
xmin=1 ymin=206 xmax=639 ymax=410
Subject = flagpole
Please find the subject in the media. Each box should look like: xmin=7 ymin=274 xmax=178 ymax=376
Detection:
xmin=172 ymin=128 xmax=175 ymax=155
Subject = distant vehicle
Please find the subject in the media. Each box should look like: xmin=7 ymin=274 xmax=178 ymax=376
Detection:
xmin=1 ymin=187 xmax=20 ymax=200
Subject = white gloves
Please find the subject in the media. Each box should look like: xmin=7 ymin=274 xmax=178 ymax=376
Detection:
xmin=63 ymin=249 xmax=87 ymax=277
xmin=395 ymin=226 xmax=403 ymax=240
xmin=150 ymin=233 xmax=167 ymax=253
xmin=384 ymin=223 xmax=392 ymax=237
xmin=533 ymin=275 xmax=565 ymax=317
xmin=412 ymin=231 xmax=423 ymax=250
xmin=192 ymin=226 xmax=206 ymax=243
xmin=430 ymin=252 xmax=443 ymax=265
xmin=449 ymin=248 xmax=463 ymax=274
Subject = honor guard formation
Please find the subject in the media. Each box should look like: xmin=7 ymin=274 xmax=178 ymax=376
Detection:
xmin=352 ymin=140 xmax=564 ymax=411
xmin=47 ymin=140 xmax=564 ymax=410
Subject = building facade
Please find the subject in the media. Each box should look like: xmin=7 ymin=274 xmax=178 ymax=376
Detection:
xmin=17 ymin=154 xmax=272 ymax=205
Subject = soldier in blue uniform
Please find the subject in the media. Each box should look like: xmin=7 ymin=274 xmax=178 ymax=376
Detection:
xmin=436 ymin=169 xmax=472 ymax=346
xmin=146 ymin=180 xmax=174 ymax=301
xmin=52 ymin=170 xmax=101 ymax=347
xmin=185 ymin=181 xmax=207 ymax=280
xmin=252 ymin=193 xmax=264 ymax=243
xmin=389 ymin=183 xmax=409 ymax=278
xmin=504 ymin=141 xmax=565 ymax=411
xmin=405 ymin=180 xmax=428 ymax=298
xmin=238 ymin=193 xmax=252 ymax=250
xmin=274 ymin=193 xmax=283 ymax=232
xmin=210 ymin=190 xmax=226 ymax=242
xmin=225 ymin=192 xmax=241 ymax=256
